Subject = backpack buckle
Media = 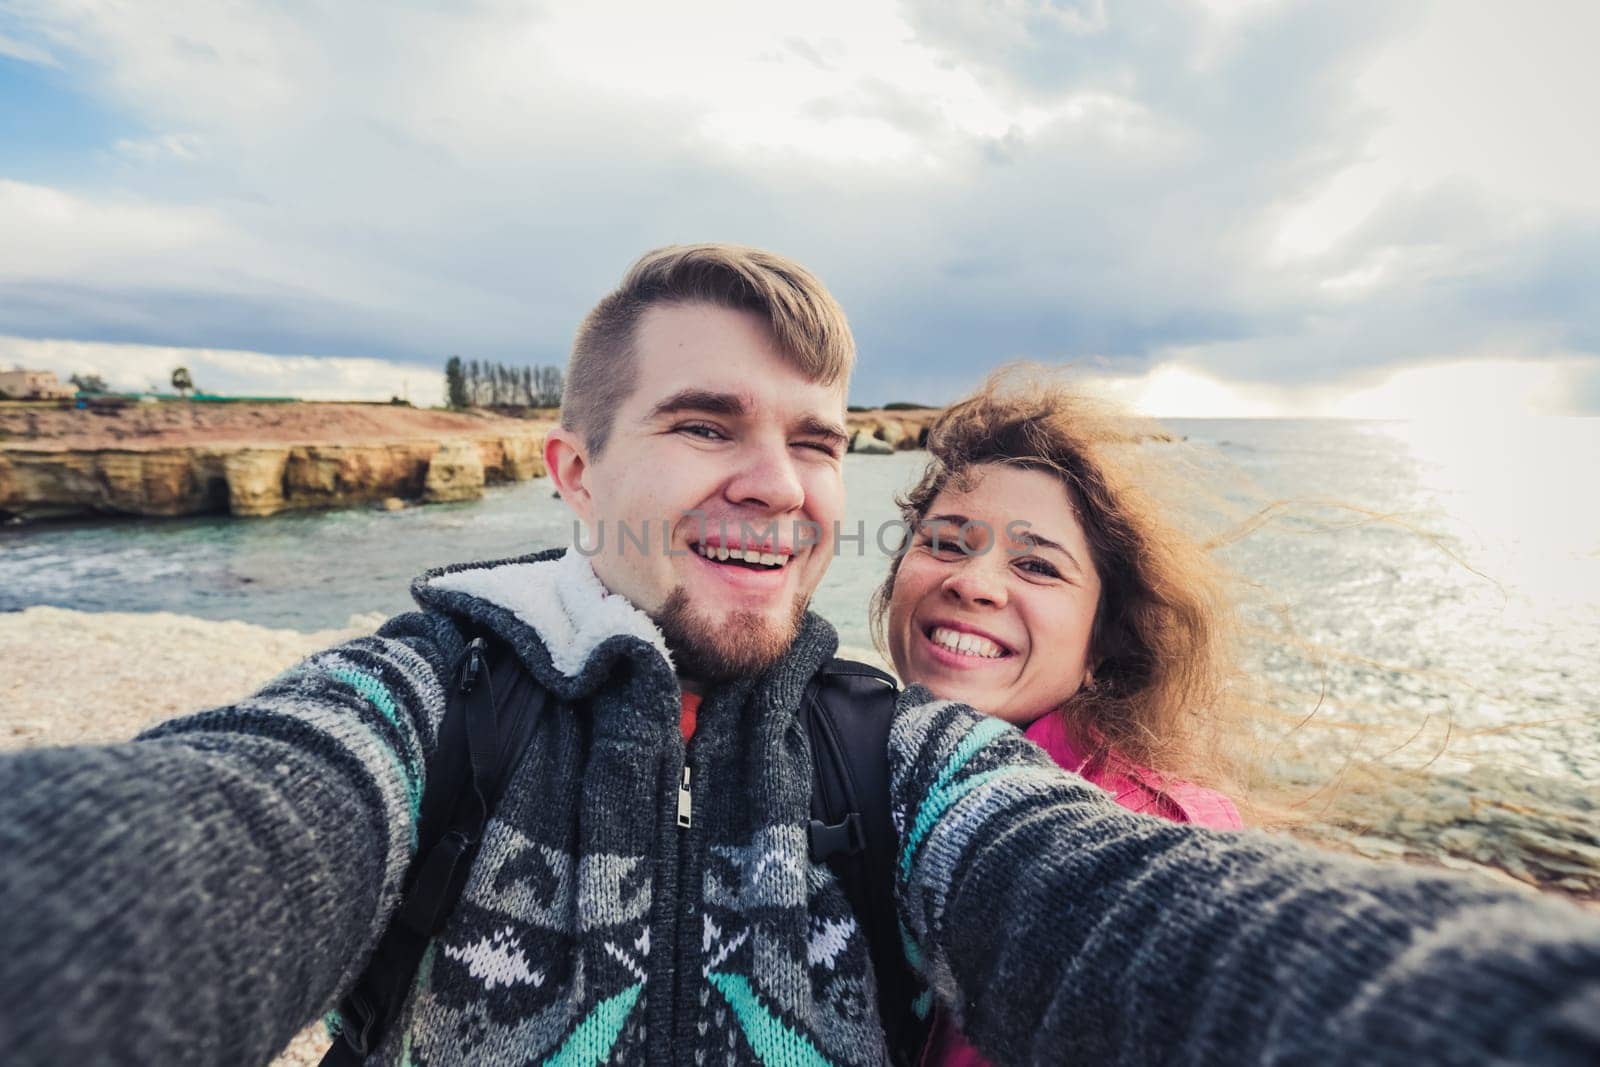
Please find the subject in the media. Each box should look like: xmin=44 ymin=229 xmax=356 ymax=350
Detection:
xmin=808 ymin=812 xmax=865 ymax=862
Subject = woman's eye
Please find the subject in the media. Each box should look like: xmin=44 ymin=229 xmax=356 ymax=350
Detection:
xmin=1016 ymin=557 xmax=1062 ymax=579
xmin=917 ymin=532 xmax=967 ymax=558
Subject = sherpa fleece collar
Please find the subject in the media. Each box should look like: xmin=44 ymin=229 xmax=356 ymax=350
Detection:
xmin=412 ymin=546 xmax=841 ymax=715
xmin=431 ymin=548 xmax=672 ymax=677
xmin=411 ymin=547 xmax=678 ymax=700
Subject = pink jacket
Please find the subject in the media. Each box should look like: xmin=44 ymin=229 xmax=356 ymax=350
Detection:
xmin=918 ymin=713 xmax=1242 ymax=1067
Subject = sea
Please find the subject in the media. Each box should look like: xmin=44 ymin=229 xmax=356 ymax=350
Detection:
xmin=4 ymin=418 xmax=1598 ymax=784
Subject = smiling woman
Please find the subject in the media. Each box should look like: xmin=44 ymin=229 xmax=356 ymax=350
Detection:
xmin=873 ymin=366 xmax=1247 ymax=1067
xmin=874 ymin=366 xmax=1240 ymax=790
xmin=887 ymin=464 xmax=1104 ymax=726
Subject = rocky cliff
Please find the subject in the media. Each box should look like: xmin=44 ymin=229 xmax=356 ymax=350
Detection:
xmin=843 ymin=409 xmax=938 ymax=453
xmin=0 ymin=403 xmax=929 ymax=520
xmin=0 ymin=433 xmax=548 ymax=522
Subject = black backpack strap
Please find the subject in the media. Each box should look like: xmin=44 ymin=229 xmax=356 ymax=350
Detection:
xmin=323 ymin=632 xmax=543 ymax=1065
xmin=801 ymin=658 xmax=927 ymax=1065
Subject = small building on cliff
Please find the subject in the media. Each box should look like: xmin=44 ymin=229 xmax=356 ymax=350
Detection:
xmin=0 ymin=367 xmax=76 ymax=401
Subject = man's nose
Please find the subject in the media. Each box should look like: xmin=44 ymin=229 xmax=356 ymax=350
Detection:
xmin=724 ymin=438 xmax=805 ymax=514
xmin=942 ymin=555 xmax=1009 ymax=608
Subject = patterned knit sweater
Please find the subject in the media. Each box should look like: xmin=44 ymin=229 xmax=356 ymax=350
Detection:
xmin=1 ymin=548 xmax=1598 ymax=1065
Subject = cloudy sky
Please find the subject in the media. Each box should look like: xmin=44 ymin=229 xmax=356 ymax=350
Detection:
xmin=2 ymin=0 xmax=1597 ymax=415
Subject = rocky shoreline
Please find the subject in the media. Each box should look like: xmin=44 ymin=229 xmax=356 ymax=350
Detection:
xmin=0 ymin=435 xmax=552 ymax=521
xmin=844 ymin=409 xmax=939 ymax=454
xmin=0 ymin=402 xmax=553 ymax=522
xmin=0 ymin=402 xmax=944 ymax=524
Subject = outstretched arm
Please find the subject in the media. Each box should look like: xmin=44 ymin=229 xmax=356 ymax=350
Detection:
xmin=0 ymin=611 xmax=464 ymax=1065
xmin=891 ymin=690 xmax=1600 ymax=1066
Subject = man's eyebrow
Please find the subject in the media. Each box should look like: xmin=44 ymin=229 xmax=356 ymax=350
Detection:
xmin=645 ymin=389 xmax=747 ymax=420
xmin=794 ymin=414 xmax=849 ymax=445
xmin=648 ymin=391 xmax=846 ymax=442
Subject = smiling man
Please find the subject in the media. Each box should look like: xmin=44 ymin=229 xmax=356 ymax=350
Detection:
xmin=546 ymin=286 xmax=848 ymax=684
xmin=355 ymin=246 xmax=886 ymax=1063
xmin=3 ymin=245 xmax=1600 ymax=1067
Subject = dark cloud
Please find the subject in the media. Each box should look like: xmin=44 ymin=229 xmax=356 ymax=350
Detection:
xmin=0 ymin=280 xmax=443 ymax=362
xmin=2 ymin=1 xmax=1596 ymax=411
xmin=815 ymin=0 xmax=1595 ymax=401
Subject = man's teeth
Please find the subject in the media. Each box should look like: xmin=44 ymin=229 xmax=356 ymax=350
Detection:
xmin=929 ymin=626 xmax=1007 ymax=659
xmin=695 ymin=544 xmax=787 ymax=568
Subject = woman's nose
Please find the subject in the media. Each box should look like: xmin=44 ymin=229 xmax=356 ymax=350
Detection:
xmin=942 ymin=556 xmax=1008 ymax=608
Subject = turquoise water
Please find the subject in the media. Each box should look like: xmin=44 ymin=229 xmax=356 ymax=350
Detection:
xmin=4 ymin=419 xmax=1598 ymax=777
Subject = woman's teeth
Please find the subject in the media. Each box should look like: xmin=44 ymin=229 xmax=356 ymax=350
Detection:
xmin=929 ymin=626 xmax=1007 ymax=659
xmin=695 ymin=544 xmax=787 ymax=568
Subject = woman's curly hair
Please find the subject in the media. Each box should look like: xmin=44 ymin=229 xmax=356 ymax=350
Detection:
xmin=871 ymin=366 xmax=1242 ymax=788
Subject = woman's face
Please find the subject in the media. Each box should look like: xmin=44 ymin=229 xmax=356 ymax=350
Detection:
xmin=887 ymin=463 xmax=1102 ymax=726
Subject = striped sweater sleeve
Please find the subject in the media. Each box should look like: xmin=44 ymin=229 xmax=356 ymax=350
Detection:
xmin=889 ymin=689 xmax=1600 ymax=1067
xmin=0 ymin=610 xmax=463 ymax=1066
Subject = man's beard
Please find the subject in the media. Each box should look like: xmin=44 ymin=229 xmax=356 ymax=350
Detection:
xmin=652 ymin=586 xmax=808 ymax=685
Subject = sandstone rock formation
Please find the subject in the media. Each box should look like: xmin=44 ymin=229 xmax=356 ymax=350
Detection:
xmin=222 ymin=449 xmax=291 ymax=517
xmin=848 ymin=431 xmax=894 ymax=455
xmin=479 ymin=434 xmax=544 ymax=481
xmin=844 ymin=408 xmax=937 ymax=453
xmin=0 ymin=431 xmax=548 ymax=522
xmin=422 ymin=439 xmax=486 ymax=504
xmin=875 ymin=419 xmax=910 ymax=450
xmin=287 ymin=443 xmax=434 ymax=509
xmin=0 ymin=447 xmax=227 ymax=520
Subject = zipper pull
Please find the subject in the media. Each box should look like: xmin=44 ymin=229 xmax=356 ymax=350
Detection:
xmin=676 ymin=766 xmax=692 ymax=829
xmin=459 ymin=638 xmax=487 ymax=693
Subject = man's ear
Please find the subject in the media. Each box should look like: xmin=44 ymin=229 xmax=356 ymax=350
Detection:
xmin=545 ymin=426 xmax=596 ymax=524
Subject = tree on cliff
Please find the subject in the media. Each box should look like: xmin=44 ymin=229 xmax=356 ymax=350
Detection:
xmin=444 ymin=356 xmax=468 ymax=409
xmin=445 ymin=357 xmax=562 ymax=409
xmin=171 ymin=367 xmax=194 ymax=398
xmin=535 ymin=365 xmax=563 ymax=407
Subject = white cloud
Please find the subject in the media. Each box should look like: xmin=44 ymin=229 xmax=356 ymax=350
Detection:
xmin=9 ymin=0 xmax=320 ymax=129
xmin=1 ymin=1 xmax=1596 ymax=414
xmin=112 ymin=132 xmax=205 ymax=162
xmin=1327 ymin=355 xmax=1600 ymax=420
xmin=1270 ymin=160 xmax=1396 ymax=264
xmin=0 ymin=30 xmax=58 ymax=66
xmin=1090 ymin=362 xmax=1290 ymax=418
xmin=1082 ymin=352 xmax=1600 ymax=419
xmin=1358 ymin=2 xmax=1600 ymax=215
xmin=0 ymin=335 xmax=441 ymax=405
xmin=0 ymin=179 xmax=222 ymax=281
xmin=1274 ymin=1 xmax=1600 ymax=268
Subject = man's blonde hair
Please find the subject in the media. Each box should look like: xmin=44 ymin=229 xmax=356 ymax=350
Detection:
xmin=563 ymin=244 xmax=855 ymax=454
